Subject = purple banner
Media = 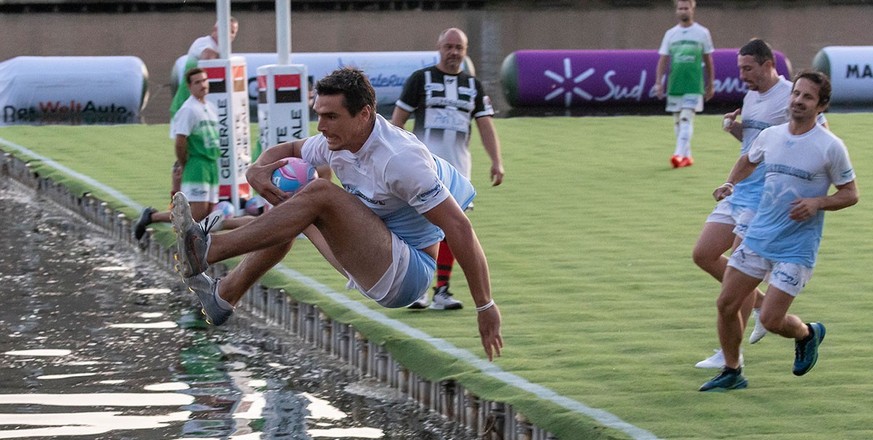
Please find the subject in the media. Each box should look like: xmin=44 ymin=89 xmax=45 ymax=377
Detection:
xmin=502 ymin=49 xmax=790 ymax=108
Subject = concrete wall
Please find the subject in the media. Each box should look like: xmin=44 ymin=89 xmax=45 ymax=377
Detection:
xmin=2 ymin=3 xmax=871 ymax=122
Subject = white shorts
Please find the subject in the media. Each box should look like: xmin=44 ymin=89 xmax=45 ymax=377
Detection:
xmin=345 ymin=232 xmax=436 ymax=308
xmin=705 ymin=199 xmax=755 ymax=239
xmin=180 ymin=182 xmax=219 ymax=204
xmin=727 ymin=244 xmax=814 ymax=297
xmin=666 ymin=94 xmax=704 ymax=113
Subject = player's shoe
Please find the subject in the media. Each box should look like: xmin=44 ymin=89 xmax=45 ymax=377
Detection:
xmin=670 ymin=155 xmax=684 ymax=168
xmin=699 ymin=368 xmax=748 ymax=392
xmin=406 ymin=291 xmax=429 ymax=309
xmin=695 ymin=349 xmax=743 ymax=369
xmin=198 ymin=208 xmax=225 ymax=233
xmin=133 ymin=207 xmax=156 ymax=240
xmin=171 ymin=192 xmax=212 ymax=278
xmin=429 ymin=285 xmax=463 ymax=310
xmin=793 ymin=322 xmax=826 ymax=376
xmin=749 ymin=308 xmax=768 ymax=344
xmin=677 ymin=156 xmax=694 ymax=167
xmin=185 ymin=273 xmax=234 ymax=326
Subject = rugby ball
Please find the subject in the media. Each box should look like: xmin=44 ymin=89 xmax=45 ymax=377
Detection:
xmin=244 ymin=195 xmax=271 ymax=216
xmin=212 ymin=200 xmax=236 ymax=219
xmin=271 ymin=158 xmax=318 ymax=195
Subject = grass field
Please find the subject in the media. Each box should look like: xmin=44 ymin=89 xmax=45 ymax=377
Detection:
xmin=2 ymin=113 xmax=872 ymax=439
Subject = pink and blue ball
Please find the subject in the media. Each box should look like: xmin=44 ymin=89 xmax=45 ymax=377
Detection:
xmin=244 ymin=195 xmax=270 ymax=216
xmin=271 ymin=158 xmax=317 ymax=195
xmin=211 ymin=200 xmax=236 ymax=219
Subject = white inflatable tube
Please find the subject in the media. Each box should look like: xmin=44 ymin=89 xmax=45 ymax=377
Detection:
xmin=0 ymin=56 xmax=148 ymax=125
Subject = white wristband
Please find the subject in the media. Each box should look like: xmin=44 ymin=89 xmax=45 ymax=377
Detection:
xmin=721 ymin=182 xmax=735 ymax=191
xmin=476 ymin=299 xmax=496 ymax=313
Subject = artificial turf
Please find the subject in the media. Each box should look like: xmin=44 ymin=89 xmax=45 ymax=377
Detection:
xmin=2 ymin=113 xmax=872 ymax=439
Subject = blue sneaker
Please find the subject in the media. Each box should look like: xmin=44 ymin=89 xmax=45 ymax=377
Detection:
xmin=699 ymin=368 xmax=748 ymax=392
xmin=793 ymin=322 xmax=826 ymax=376
xmin=185 ymin=273 xmax=234 ymax=326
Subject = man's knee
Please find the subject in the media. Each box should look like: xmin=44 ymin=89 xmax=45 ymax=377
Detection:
xmin=295 ymin=177 xmax=340 ymax=201
xmin=692 ymin=245 xmax=714 ymax=269
xmin=758 ymin=308 xmax=787 ymax=333
xmin=679 ymin=108 xmax=695 ymax=122
xmin=716 ymin=291 xmax=747 ymax=317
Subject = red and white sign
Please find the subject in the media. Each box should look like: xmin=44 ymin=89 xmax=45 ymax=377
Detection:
xmin=200 ymin=57 xmax=251 ymax=211
xmin=257 ymin=64 xmax=309 ymax=150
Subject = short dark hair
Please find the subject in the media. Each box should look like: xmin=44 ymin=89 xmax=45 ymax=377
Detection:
xmin=793 ymin=70 xmax=831 ymax=108
xmin=314 ymin=67 xmax=376 ymax=117
xmin=185 ymin=67 xmax=205 ymax=86
xmin=739 ymin=39 xmax=774 ymax=66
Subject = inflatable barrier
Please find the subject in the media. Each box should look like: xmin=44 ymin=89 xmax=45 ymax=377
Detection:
xmin=812 ymin=46 xmax=873 ymax=106
xmin=171 ymin=51 xmax=473 ymax=115
xmin=0 ymin=56 xmax=148 ymax=125
xmin=501 ymin=49 xmax=790 ymax=108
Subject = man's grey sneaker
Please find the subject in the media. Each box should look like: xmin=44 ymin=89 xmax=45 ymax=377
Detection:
xmin=133 ymin=207 xmax=156 ymax=240
xmin=793 ymin=322 xmax=826 ymax=376
xmin=699 ymin=368 xmax=748 ymax=392
xmin=171 ymin=192 xmax=212 ymax=278
xmin=695 ymin=349 xmax=743 ymax=369
xmin=749 ymin=308 xmax=768 ymax=344
xmin=406 ymin=291 xmax=429 ymax=309
xmin=429 ymin=285 xmax=463 ymax=310
xmin=185 ymin=273 xmax=234 ymax=326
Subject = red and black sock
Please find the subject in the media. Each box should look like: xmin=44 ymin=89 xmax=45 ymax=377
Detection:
xmin=435 ymin=240 xmax=454 ymax=288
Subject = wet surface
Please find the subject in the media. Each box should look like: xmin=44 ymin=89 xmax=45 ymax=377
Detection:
xmin=0 ymin=177 xmax=475 ymax=439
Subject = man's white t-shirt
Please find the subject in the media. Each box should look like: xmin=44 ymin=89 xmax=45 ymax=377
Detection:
xmin=187 ymin=35 xmax=217 ymax=59
xmin=743 ymin=123 xmax=855 ymax=266
xmin=301 ymin=114 xmax=475 ymax=249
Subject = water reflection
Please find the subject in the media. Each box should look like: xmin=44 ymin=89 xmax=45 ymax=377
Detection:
xmin=0 ymin=410 xmax=191 ymax=439
xmin=4 ymin=349 xmax=72 ymax=357
xmin=1 ymin=316 xmax=387 ymax=439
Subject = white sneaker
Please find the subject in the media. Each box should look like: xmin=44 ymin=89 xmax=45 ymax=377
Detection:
xmin=749 ymin=308 xmax=768 ymax=344
xmin=695 ymin=349 xmax=744 ymax=369
xmin=198 ymin=209 xmax=225 ymax=233
xmin=406 ymin=291 xmax=429 ymax=309
xmin=429 ymin=285 xmax=463 ymax=310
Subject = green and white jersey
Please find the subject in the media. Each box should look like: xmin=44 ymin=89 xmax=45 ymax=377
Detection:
xmin=172 ymin=96 xmax=220 ymax=161
xmin=172 ymin=96 xmax=220 ymax=185
xmin=658 ymin=22 xmax=714 ymax=96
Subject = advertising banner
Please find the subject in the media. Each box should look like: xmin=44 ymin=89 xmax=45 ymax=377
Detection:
xmin=256 ymin=64 xmax=309 ymax=151
xmin=501 ymin=49 xmax=790 ymax=108
xmin=0 ymin=56 xmax=148 ymax=125
xmin=199 ymin=57 xmax=251 ymax=211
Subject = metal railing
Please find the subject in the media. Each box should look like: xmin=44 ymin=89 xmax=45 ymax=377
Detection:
xmin=1 ymin=150 xmax=557 ymax=440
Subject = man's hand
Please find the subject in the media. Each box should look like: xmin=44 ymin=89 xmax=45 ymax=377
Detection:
xmin=723 ymin=108 xmax=741 ymax=132
xmin=789 ymin=198 xmax=821 ymax=222
xmin=477 ymin=306 xmax=503 ymax=361
xmin=246 ymin=158 xmax=290 ymax=206
xmin=490 ymin=163 xmax=505 ymax=186
xmin=713 ymin=183 xmax=734 ymax=201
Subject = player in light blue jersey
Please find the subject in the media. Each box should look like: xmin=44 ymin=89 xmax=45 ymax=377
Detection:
xmin=170 ymin=68 xmax=503 ymax=362
xmin=694 ymin=40 xmax=784 ymax=368
xmin=693 ymin=40 xmax=830 ymax=370
xmin=699 ymin=71 xmax=858 ymax=392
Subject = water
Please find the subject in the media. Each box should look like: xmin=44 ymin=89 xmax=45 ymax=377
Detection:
xmin=0 ymin=177 xmax=473 ymax=439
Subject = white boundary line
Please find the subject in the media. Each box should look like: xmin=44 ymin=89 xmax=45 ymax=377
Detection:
xmin=0 ymin=136 xmax=659 ymax=440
